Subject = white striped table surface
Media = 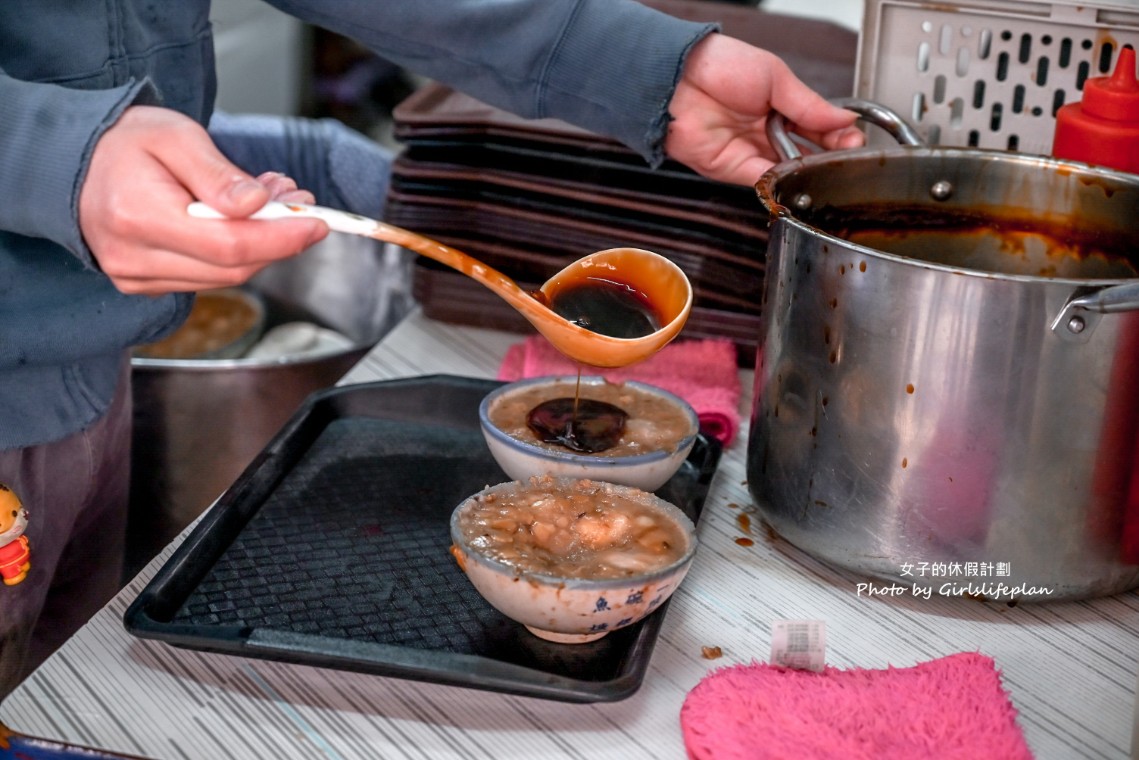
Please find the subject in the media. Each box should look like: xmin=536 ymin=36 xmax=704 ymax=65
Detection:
xmin=2 ymin=307 xmax=1136 ymax=760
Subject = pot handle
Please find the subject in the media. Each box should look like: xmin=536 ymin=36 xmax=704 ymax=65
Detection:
xmin=766 ymin=97 xmax=926 ymax=162
xmin=1050 ymin=282 xmax=1139 ymax=342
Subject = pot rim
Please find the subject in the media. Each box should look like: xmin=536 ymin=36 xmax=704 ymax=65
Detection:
xmin=755 ymin=145 xmax=1139 ymax=287
xmin=130 ymin=343 xmax=369 ymax=371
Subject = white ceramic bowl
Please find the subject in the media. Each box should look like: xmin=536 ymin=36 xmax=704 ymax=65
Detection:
xmin=479 ymin=375 xmax=699 ymax=492
xmin=450 ymin=477 xmax=698 ymax=644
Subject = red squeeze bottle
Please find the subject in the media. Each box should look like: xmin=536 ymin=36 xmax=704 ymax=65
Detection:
xmin=1055 ymin=46 xmax=1139 ymax=562
xmin=1051 ymin=45 xmax=1139 ymax=173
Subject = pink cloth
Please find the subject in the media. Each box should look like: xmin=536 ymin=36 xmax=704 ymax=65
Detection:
xmin=497 ymin=336 xmax=742 ymax=446
xmin=680 ymin=652 xmax=1033 ymax=760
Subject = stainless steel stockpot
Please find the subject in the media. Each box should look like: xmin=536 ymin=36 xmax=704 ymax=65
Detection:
xmin=747 ymin=99 xmax=1139 ymax=602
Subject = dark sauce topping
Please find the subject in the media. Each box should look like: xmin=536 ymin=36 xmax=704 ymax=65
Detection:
xmin=526 ymin=397 xmax=629 ymax=454
xmin=547 ymin=278 xmax=661 ymax=339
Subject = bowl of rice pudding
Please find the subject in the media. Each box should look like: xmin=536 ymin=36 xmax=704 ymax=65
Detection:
xmin=479 ymin=375 xmax=699 ymax=492
xmin=450 ymin=475 xmax=698 ymax=644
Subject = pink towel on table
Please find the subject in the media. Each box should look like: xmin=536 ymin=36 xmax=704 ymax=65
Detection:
xmin=680 ymin=652 xmax=1033 ymax=760
xmin=497 ymin=336 xmax=742 ymax=446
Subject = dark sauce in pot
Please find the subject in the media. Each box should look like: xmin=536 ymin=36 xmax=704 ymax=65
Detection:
xmin=801 ymin=204 xmax=1139 ymax=279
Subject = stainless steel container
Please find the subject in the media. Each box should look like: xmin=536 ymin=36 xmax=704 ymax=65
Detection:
xmin=747 ymin=99 xmax=1139 ymax=602
xmin=126 ymin=234 xmax=413 ymax=576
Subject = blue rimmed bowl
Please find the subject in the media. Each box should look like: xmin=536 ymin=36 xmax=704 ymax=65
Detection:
xmin=449 ymin=477 xmax=698 ymax=644
xmin=478 ymin=375 xmax=699 ymax=492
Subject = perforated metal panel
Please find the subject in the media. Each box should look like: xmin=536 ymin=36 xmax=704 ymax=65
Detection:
xmin=856 ymin=0 xmax=1139 ymax=154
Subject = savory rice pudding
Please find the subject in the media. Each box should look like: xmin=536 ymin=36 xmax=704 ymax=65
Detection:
xmin=454 ymin=475 xmax=691 ymax=579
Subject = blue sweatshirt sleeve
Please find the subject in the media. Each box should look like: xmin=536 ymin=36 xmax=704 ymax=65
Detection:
xmin=263 ymin=0 xmax=717 ymax=166
xmin=0 ymin=69 xmax=157 ymax=268
xmin=0 ymin=0 xmax=712 ymax=265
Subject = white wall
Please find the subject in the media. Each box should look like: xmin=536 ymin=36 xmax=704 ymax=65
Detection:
xmin=210 ymin=0 xmax=306 ymax=116
xmin=762 ymin=0 xmax=864 ymax=31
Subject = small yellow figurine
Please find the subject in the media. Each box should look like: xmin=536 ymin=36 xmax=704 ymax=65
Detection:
xmin=0 ymin=484 xmax=30 ymax=586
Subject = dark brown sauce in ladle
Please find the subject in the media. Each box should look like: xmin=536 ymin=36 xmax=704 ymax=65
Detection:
xmin=542 ymin=278 xmax=662 ymax=339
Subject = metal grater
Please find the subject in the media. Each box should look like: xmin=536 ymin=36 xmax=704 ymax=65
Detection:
xmin=855 ymin=0 xmax=1139 ymax=154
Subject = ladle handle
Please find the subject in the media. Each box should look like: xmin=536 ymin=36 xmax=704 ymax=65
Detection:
xmin=190 ymin=200 xmax=389 ymax=237
xmin=187 ymin=200 xmax=546 ymax=318
xmin=766 ymin=97 xmax=926 ymax=162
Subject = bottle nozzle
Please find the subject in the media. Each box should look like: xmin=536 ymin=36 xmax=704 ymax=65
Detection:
xmin=1107 ymin=46 xmax=1138 ymax=92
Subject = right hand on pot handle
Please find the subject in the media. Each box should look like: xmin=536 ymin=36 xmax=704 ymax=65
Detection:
xmin=765 ymin=97 xmax=926 ymax=162
xmin=663 ymin=34 xmax=865 ymax=186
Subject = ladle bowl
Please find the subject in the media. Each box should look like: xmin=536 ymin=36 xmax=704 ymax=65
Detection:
xmin=188 ymin=201 xmax=692 ymax=368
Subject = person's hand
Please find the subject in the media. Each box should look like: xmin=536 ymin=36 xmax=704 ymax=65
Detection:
xmin=78 ymin=105 xmax=329 ymax=295
xmin=664 ymin=34 xmax=865 ymax=186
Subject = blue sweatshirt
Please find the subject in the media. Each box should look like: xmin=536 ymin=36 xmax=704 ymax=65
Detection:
xmin=0 ymin=0 xmax=714 ymax=449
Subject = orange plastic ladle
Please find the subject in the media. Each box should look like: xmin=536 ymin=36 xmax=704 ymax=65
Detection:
xmin=188 ymin=201 xmax=692 ymax=368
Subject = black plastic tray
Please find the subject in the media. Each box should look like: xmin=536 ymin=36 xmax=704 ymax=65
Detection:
xmin=124 ymin=375 xmax=721 ymax=703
